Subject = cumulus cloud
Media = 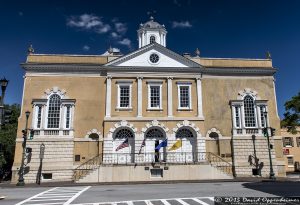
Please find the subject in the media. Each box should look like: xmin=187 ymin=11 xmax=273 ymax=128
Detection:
xmin=83 ymin=45 xmax=90 ymax=51
xmin=111 ymin=32 xmax=121 ymax=39
xmin=67 ymin=14 xmax=111 ymax=33
xmin=118 ymin=38 xmax=132 ymax=48
xmin=172 ymin=21 xmax=192 ymax=29
xmin=114 ymin=22 xmax=127 ymax=34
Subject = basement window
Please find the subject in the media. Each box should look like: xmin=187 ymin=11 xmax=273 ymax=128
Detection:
xmin=42 ymin=173 xmax=53 ymax=180
xmin=150 ymin=169 xmax=163 ymax=178
xmin=75 ymin=155 xmax=81 ymax=162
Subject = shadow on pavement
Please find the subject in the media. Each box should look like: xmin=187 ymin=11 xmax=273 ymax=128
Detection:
xmin=242 ymin=181 xmax=300 ymax=197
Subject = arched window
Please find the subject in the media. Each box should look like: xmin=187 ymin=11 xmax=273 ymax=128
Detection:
xmin=209 ymin=132 xmax=219 ymax=139
xmin=145 ymin=128 xmax=164 ymax=138
xmin=115 ymin=128 xmax=134 ymax=139
xmin=47 ymin=94 xmax=61 ymax=128
xmin=244 ymin=95 xmax=256 ymax=127
xmin=176 ymin=128 xmax=194 ymax=138
xmin=150 ymin=36 xmax=156 ymax=44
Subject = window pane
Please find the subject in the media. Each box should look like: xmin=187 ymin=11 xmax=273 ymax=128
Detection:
xmin=235 ymin=106 xmax=240 ymax=128
xmin=283 ymin=137 xmax=293 ymax=147
xmin=37 ymin=106 xmax=42 ymax=128
xmin=179 ymin=86 xmax=190 ymax=108
xmin=119 ymin=86 xmax=130 ymax=107
xmin=150 ymin=86 xmax=160 ymax=108
xmin=65 ymin=106 xmax=70 ymax=129
xmin=287 ymin=157 xmax=294 ymax=166
xmin=47 ymin=94 xmax=61 ymax=128
xmin=244 ymin=96 xmax=256 ymax=127
xmin=260 ymin=106 xmax=266 ymax=127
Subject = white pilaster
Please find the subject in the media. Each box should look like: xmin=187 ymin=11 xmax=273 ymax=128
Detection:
xmin=105 ymin=76 xmax=112 ymax=117
xmin=167 ymin=77 xmax=173 ymax=117
xmin=196 ymin=77 xmax=204 ymax=118
xmin=137 ymin=77 xmax=143 ymax=117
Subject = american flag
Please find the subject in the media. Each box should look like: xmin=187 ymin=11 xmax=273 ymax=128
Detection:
xmin=115 ymin=138 xmax=129 ymax=151
xmin=138 ymin=139 xmax=146 ymax=155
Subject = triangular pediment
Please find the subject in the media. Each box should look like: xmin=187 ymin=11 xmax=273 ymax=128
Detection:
xmin=105 ymin=43 xmax=201 ymax=68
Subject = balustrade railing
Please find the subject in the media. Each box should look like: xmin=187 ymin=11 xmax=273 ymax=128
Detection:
xmin=73 ymin=154 xmax=103 ymax=181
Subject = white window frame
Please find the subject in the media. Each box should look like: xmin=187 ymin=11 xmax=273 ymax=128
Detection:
xmin=117 ymin=82 xmax=132 ymax=109
xmin=287 ymin=155 xmax=294 ymax=167
xmin=45 ymin=94 xmax=63 ymax=130
xmin=177 ymin=83 xmax=192 ymax=110
xmin=243 ymin=95 xmax=257 ymax=128
xmin=147 ymin=82 xmax=162 ymax=110
xmin=283 ymin=137 xmax=293 ymax=147
xmin=234 ymin=106 xmax=241 ymax=128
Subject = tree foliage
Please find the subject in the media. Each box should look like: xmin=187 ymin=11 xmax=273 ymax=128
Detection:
xmin=281 ymin=92 xmax=300 ymax=134
xmin=0 ymin=104 xmax=20 ymax=180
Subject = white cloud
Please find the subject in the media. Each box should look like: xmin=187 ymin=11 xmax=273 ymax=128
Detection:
xmin=111 ymin=32 xmax=121 ymax=39
xmin=172 ymin=21 xmax=192 ymax=29
xmin=67 ymin=14 xmax=111 ymax=33
xmin=118 ymin=38 xmax=132 ymax=48
xmin=114 ymin=22 xmax=127 ymax=34
xmin=83 ymin=45 xmax=90 ymax=51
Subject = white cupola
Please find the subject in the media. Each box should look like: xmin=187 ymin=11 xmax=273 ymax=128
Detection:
xmin=137 ymin=16 xmax=167 ymax=48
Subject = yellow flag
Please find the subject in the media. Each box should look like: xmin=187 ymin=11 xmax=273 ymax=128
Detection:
xmin=168 ymin=139 xmax=182 ymax=151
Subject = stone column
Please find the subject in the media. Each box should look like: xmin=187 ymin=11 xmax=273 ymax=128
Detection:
xmin=137 ymin=77 xmax=143 ymax=117
xmin=105 ymin=76 xmax=112 ymax=117
xmin=196 ymin=77 xmax=204 ymax=118
xmin=167 ymin=77 xmax=173 ymax=117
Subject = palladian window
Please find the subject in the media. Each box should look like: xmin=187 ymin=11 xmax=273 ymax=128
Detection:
xmin=47 ymin=94 xmax=61 ymax=128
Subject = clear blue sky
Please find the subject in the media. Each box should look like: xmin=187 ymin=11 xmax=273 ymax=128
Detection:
xmin=0 ymin=0 xmax=299 ymax=119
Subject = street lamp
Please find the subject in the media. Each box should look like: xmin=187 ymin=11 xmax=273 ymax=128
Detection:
xmin=0 ymin=77 xmax=9 ymax=127
xmin=263 ymin=109 xmax=276 ymax=180
xmin=17 ymin=111 xmax=30 ymax=186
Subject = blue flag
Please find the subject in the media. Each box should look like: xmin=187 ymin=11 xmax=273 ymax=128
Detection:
xmin=155 ymin=139 xmax=168 ymax=150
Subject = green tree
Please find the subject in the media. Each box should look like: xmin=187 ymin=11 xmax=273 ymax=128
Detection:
xmin=281 ymin=92 xmax=300 ymax=134
xmin=0 ymin=104 xmax=20 ymax=180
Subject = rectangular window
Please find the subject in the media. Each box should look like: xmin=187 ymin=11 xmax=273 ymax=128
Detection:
xmin=150 ymin=85 xmax=161 ymax=108
xmin=235 ymin=106 xmax=241 ymax=128
xmin=287 ymin=156 xmax=294 ymax=166
xmin=260 ymin=106 xmax=266 ymax=127
xmin=178 ymin=85 xmax=191 ymax=109
xmin=42 ymin=173 xmax=52 ymax=180
xmin=75 ymin=155 xmax=80 ymax=162
xmin=119 ymin=85 xmax=130 ymax=108
xmin=36 ymin=106 xmax=42 ymax=128
xmin=150 ymin=169 xmax=163 ymax=177
xmin=296 ymin=137 xmax=300 ymax=147
xmin=65 ymin=106 xmax=70 ymax=129
xmin=283 ymin=137 xmax=294 ymax=147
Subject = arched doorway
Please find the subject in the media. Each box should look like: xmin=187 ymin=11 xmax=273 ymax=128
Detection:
xmin=175 ymin=128 xmax=197 ymax=162
xmin=113 ymin=128 xmax=135 ymax=164
xmin=144 ymin=127 xmax=166 ymax=163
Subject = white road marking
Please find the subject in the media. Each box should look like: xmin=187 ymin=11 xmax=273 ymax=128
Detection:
xmin=64 ymin=186 xmax=91 ymax=205
xmin=16 ymin=186 xmax=91 ymax=205
xmin=176 ymin=199 xmax=190 ymax=205
xmin=193 ymin=198 xmax=210 ymax=205
xmin=72 ymin=196 xmax=214 ymax=205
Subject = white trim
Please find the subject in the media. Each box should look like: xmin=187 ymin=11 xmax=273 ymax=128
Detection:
xmin=105 ymin=76 xmax=112 ymax=117
xmin=167 ymin=77 xmax=173 ymax=117
xmin=196 ymin=78 xmax=204 ymax=118
xmin=116 ymin=82 xmax=132 ymax=109
xmin=137 ymin=77 xmax=143 ymax=117
xmin=20 ymin=75 xmax=27 ymax=117
xmin=177 ymin=83 xmax=192 ymax=110
xmin=273 ymin=78 xmax=280 ymax=119
xmin=147 ymin=83 xmax=162 ymax=110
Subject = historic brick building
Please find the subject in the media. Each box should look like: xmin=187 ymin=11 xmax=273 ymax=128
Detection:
xmin=12 ymin=17 xmax=285 ymax=183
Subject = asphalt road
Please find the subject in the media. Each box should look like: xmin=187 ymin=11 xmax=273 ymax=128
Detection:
xmin=1 ymin=181 xmax=300 ymax=205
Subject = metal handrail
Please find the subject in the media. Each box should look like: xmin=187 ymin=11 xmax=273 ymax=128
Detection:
xmin=73 ymin=154 xmax=102 ymax=181
xmin=206 ymin=152 xmax=233 ymax=175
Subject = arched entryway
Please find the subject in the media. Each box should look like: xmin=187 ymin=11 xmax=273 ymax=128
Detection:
xmin=174 ymin=127 xmax=197 ymax=162
xmin=144 ymin=127 xmax=167 ymax=163
xmin=113 ymin=128 xmax=135 ymax=164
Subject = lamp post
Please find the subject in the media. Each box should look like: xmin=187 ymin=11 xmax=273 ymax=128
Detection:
xmin=263 ymin=110 xmax=276 ymax=180
xmin=17 ymin=111 xmax=30 ymax=186
xmin=0 ymin=77 xmax=9 ymax=128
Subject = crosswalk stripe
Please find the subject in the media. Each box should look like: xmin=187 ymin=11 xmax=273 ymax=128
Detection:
xmin=64 ymin=186 xmax=91 ymax=205
xmin=145 ymin=200 xmax=154 ymax=205
xmin=161 ymin=199 xmax=172 ymax=205
xmin=15 ymin=187 xmax=58 ymax=205
xmin=176 ymin=199 xmax=190 ymax=205
xmin=193 ymin=198 xmax=210 ymax=205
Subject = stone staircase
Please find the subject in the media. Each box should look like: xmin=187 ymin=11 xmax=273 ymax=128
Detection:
xmin=73 ymin=152 xmax=234 ymax=183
